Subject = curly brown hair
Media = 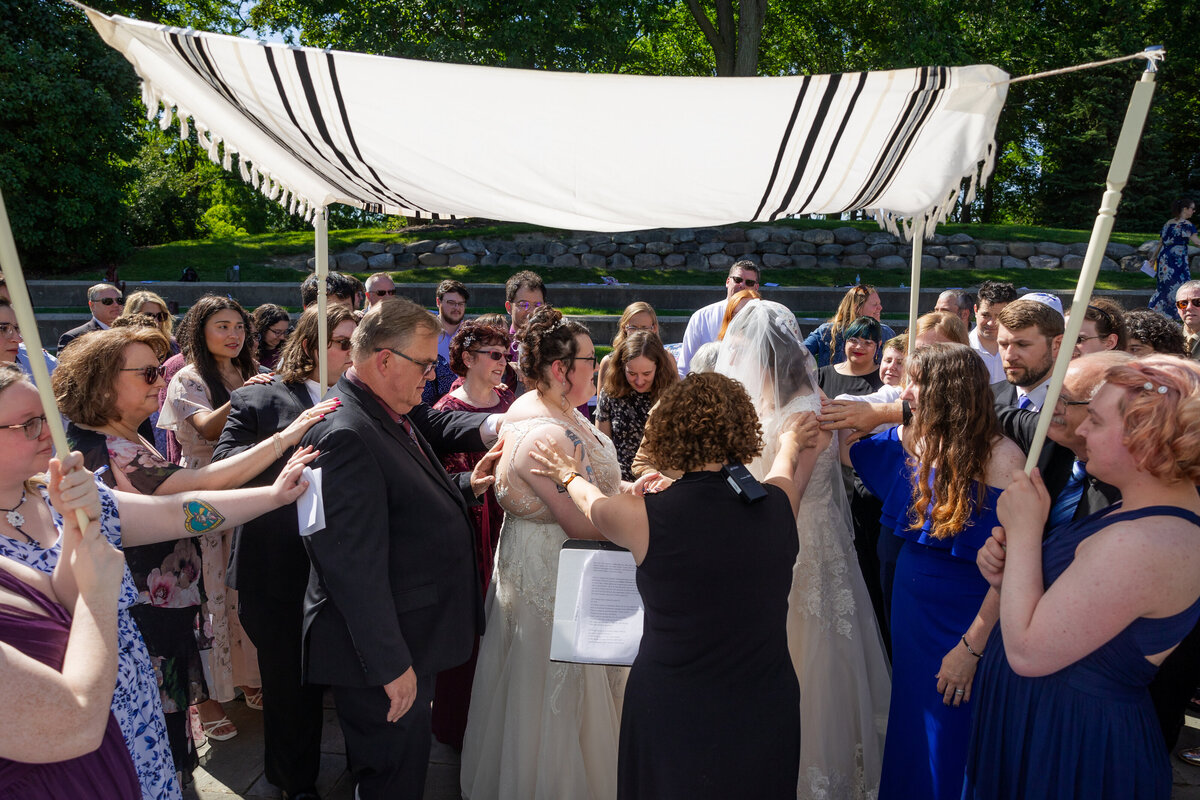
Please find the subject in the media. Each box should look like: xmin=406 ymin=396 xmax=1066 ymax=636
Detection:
xmin=905 ymin=343 xmax=1000 ymax=539
xmin=641 ymin=372 xmax=763 ymax=472
xmin=276 ymin=305 xmax=357 ymax=385
xmin=53 ymin=327 xmax=171 ymax=426
xmin=448 ymin=319 xmax=511 ymax=377
xmin=599 ymin=330 xmax=677 ymax=401
xmin=518 ymin=306 xmax=590 ymax=394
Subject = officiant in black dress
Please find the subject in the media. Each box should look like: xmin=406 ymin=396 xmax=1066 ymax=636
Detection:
xmin=530 ymin=372 xmax=822 ymax=799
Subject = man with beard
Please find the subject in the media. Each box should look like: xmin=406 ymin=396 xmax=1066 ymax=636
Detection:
xmin=422 ymin=279 xmax=470 ymax=405
xmin=991 ymin=297 xmax=1064 ymax=412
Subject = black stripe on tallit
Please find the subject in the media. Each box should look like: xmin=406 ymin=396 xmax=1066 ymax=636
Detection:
xmin=859 ymin=66 xmax=949 ymax=210
xmin=166 ymin=31 xmax=375 ymax=210
xmin=323 ymin=52 xmax=430 ymax=214
xmin=841 ymin=66 xmax=935 ymax=213
xmin=768 ymin=71 xmax=844 ymax=221
xmin=843 ymin=66 xmax=946 ymax=213
xmin=291 ymin=51 xmax=429 ymax=213
xmin=751 ymin=75 xmax=812 ymax=222
xmin=794 ymin=72 xmax=867 ymax=215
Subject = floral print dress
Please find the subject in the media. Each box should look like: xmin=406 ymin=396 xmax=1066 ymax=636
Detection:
xmin=158 ymin=364 xmax=259 ymax=701
xmin=0 ymin=478 xmax=181 ymax=800
xmin=1150 ymin=219 xmax=1197 ymax=320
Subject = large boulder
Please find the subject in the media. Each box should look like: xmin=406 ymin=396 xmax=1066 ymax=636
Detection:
xmin=664 ymin=253 xmax=688 ymax=268
xmin=941 ymin=255 xmax=971 ymax=270
xmin=977 ymin=241 xmax=1007 ymax=256
xmin=1035 ymin=242 xmax=1069 ymax=258
xmin=1002 ymin=256 xmax=1028 ymax=270
xmin=699 ymin=241 xmax=727 ymax=255
xmin=448 ymin=253 xmax=477 ymax=266
xmin=863 ymin=231 xmax=897 ymax=246
xmin=552 ymin=254 xmax=579 ymax=267
xmin=833 ymin=227 xmax=866 ymax=244
xmin=544 ymin=242 xmax=568 ymax=258
xmin=1027 ymin=255 xmax=1061 ymax=269
xmin=791 ymin=254 xmax=818 ymax=269
xmin=842 ymin=242 xmax=868 ymax=256
xmin=867 ymin=243 xmax=898 ymax=259
xmin=875 ymin=255 xmax=908 ymax=270
xmin=619 ymin=243 xmax=645 ymax=256
xmin=762 ymin=253 xmax=793 ymax=268
xmin=709 ymin=254 xmax=735 ymax=270
xmin=417 ymin=253 xmax=448 ymax=266
xmin=1105 ymin=242 xmax=1138 ymax=259
xmin=725 ymin=242 xmax=756 ymax=257
xmin=1007 ymin=242 xmax=1036 ymax=258
xmin=367 ymin=253 xmax=394 ymax=270
xmin=758 ymin=241 xmax=788 ymax=255
xmin=974 ymin=255 xmax=1002 ymax=270
xmin=407 ymin=239 xmax=437 ymax=254
xmin=685 ymin=253 xmax=709 ymax=269
xmin=336 ymin=252 xmax=368 ymax=271
xmin=434 ymin=240 xmax=464 ymax=255
xmin=946 ymin=232 xmax=975 ymax=245
xmin=580 ymin=253 xmax=606 ymax=268
xmin=844 ymin=254 xmax=873 ymax=268
xmin=609 ymin=253 xmax=633 ymax=268
xmin=817 ymin=243 xmax=845 ymax=256
xmin=802 ymin=229 xmax=835 ymax=245
xmin=645 ymin=241 xmax=674 ymax=256
xmin=459 ymin=237 xmax=487 ymax=255
xmin=788 ymin=241 xmax=817 ymax=255
xmin=671 ymin=228 xmax=696 ymax=243
xmin=525 ymin=254 xmax=549 ymax=266
xmin=633 ymin=253 xmax=662 ymax=268
xmin=498 ymin=252 xmax=524 ymax=267
xmin=745 ymin=228 xmax=773 ymax=243
xmin=355 ymin=241 xmax=387 ymax=256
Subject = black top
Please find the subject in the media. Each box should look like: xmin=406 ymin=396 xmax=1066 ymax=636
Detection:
xmin=818 ymin=364 xmax=883 ymax=397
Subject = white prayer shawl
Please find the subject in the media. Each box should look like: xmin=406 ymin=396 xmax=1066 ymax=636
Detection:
xmin=82 ymin=4 xmax=1008 ymax=235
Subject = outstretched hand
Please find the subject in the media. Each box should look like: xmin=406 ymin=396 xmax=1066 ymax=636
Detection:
xmin=280 ymin=398 xmax=341 ymax=446
xmin=270 ymin=446 xmax=317 ymax=504
xmin=781 ymin=411 xmax=825 ymax=451
xmin=471 ymin=441 xmax=504 ymax=497
xmin=529 ymin=439 xmax=585 ymax=486
xmin=817 ymin=398 xmax=881 ymax=434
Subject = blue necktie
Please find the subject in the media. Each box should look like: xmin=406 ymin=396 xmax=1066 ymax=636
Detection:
xmin=1018 ymin=394 xmax=1034 ymax=411
xmin=1047 ymin=460 xmax=1087 ymax=531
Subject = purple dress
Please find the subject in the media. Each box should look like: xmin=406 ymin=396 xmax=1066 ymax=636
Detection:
xmin=0 ymin=568 xmax=141 ymax=799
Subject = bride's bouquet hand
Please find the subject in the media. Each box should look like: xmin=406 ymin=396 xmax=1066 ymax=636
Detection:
xmin=530 ymin=439 xmax=584 ymax=486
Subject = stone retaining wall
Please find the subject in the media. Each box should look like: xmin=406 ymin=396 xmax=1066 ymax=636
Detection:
xmin=312 ymin=225 xmax=1185 ymax=274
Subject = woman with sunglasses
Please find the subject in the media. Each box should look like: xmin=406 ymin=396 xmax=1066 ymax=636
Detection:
xmin=251 ymin=304 xmax=292 ymax=370
xmin=1149 ymin=199 xmax=1200 ymax=321
xmin=210 ymin=304 xmax=354 ymax=799
xmin=122 ymin=291 xmax=179 ymax=357
xmin=156 ymin=296 xmax=274 ymax=733
xmin=53 ymin=326 xmax=334 ymax=777
xmin=1067 ymin=298 xmax=1127 ymax=358
xmin=804 ymin=284 xmax=897 ymax=368
xmin=1 ymin=362 xmax=316 ymax=800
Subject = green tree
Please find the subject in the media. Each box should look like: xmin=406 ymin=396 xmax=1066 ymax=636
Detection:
xmin=0 ymin=0 xmax=140 ymax=272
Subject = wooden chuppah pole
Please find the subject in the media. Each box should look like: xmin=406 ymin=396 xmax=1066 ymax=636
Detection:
xmin=0 ymin=188 xmax=89 ymax=528
xmin=1023 ymin=62 xmax=1159 ymax=472
xmin=315 ymin=208 xmax=329 ymax=398
xmin=907 ymin=219 xmax=927 ymax=342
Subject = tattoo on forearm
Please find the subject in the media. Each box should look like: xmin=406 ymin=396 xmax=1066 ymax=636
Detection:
xmin=561 ymin=429 xmax=595 ymax=483
xmin=182 ymin=500 xmax=226 ymax=534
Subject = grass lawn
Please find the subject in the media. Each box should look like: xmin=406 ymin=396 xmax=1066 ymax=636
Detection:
xmin=50 ymin=220 xmax=1159 ymax=290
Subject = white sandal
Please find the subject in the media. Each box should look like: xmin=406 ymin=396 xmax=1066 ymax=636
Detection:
xmin=201 ymin=716 xmax=238 ymax=742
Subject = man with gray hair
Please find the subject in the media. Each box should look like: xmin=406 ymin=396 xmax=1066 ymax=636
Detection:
xmin=934 ymin=289 xmax=974 ymax=330
xmin=1174 ymin=279 xmax=1200 ymax=360
xmin=364 ymin=271 xmax=398 ymax=309
xmin=299 ymin=297 xmax=491 ymax=799
xmin=57 ymin=282 xmax=123 ymax=354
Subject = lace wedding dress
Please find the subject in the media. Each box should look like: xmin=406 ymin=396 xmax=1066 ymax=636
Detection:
xmin=718 ymin=300 xmax=891 ymax=800
xmin=460 ymin=412 xmax=628 ymax=800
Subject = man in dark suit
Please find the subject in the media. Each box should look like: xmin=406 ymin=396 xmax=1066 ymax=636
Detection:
xmin=57 ymin=282 xmax=123 ymax=354
xmin=298 ymin=298 xmax=486 ymax=800
xmin=989 ymin=297 xmax=1064 ymax=413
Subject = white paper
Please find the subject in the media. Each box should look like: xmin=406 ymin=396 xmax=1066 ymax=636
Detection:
xmin=1140 ymin=260 xmax=1157 ymax=278
xmin=296 ymin=466 xmax=324 ymax=536
xmin=551 ymin=544 xmax=643 ymax=666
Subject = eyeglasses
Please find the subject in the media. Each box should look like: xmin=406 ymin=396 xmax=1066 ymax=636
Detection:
xmin=730 ymin=276 xmax=759 ymax=288
xmin=1075 ymin=334 xmax=1103 ymax=343
xmin=513 ymin=301 xmax=544 ymax=312
xmin=469 ymin=350 xmax=506 ymax=362
xmin=0 ymin=323 xmax=19 ymax=338
xmin=95 ymin=297 xmax=124 ymax=306
xmin=372 ymin=289 xmax=397 ymax=297
xmin=120 ymin=365 xmax=167 ymax=385
xmin=574 ymin=355 xmax=597 ymax=367
xmin=1176 ymin=298 xmax=1200 ymax=311
xmin=149 ymin=312 xmax=171 ymax=323
xmin=375 ymin=347 xmax=437 ymax=376
xmin=623 ymin=324 xmax=655 ymax=334
xmin=330 ymin=337 xmax=352 ymax=351
xmin=440 ymin=299 xmax=466 ymax=309
xmin=1 ymin=415 xmax=45 ymax=440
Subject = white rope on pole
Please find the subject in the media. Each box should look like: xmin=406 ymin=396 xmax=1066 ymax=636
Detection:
xmin=1024 ymin=64 xmax=1159 ymax=473
xmin=907 ymin=218 xmax=927 ymax=343
xmin=315 ymin=208 xmax=329 ymax=398
xmin=0 ymin=188 xmax=89 ymax=529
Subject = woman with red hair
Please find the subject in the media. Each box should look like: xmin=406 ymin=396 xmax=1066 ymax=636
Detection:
xmin=965 ymin=355 xmax=1200 ymax=799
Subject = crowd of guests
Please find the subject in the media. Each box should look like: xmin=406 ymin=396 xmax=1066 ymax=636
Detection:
xmin=2 ymin=244 xmax=1200 ymax=800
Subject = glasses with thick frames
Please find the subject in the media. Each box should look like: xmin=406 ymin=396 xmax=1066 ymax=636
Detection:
xmin=1176 ymin=298 xmax=1200 ymax=311
xmin=120 ymin=365 xmax=167 ymax=385
xmin=376 ymin=347 xmax=437 ymax=376
xmin=330 ymin=337 xmax=352 ymax=351
xmin=1 ymin=415 xmax=46 ymax=440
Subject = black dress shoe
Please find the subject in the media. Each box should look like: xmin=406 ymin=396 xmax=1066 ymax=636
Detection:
xmin=280 ymin=790 xmax=322 ymax=800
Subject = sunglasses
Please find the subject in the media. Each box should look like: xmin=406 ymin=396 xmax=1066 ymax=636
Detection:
xmin=730 ymin=276 xmax=759 ymax=288
xmin=469 ymin=350 xmax=506 ymax=361
xmin=96 ymin=297 xmax=124 ymax=306
xmin=373 ymin=289 xmax=397 ymax=297
xmin=120 ymin=365 xmax=167 ymax=385
xmin=149 ymin=311 xmax=171 ymax=323
xmin=1176 ymin=298 xmax=1200 ymax=311
xmin=330 ymin=337 xmax=352 ymax=351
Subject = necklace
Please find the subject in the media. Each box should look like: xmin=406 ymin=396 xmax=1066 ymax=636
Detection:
xmin=0 ymin=490 xmax=35 ymax=545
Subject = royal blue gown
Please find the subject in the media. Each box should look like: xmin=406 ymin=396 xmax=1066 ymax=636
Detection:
xmin=963 ymin=504 xmax=1200 ymax=800
xmin=851 ymin=427 xmax=1001 ymax=800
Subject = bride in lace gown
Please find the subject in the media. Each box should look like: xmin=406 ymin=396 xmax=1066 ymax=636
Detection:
xmin=461 ymin=307 xmax=628 ymax=800
xmin=717 ymin=300 xmax=891 ymax=800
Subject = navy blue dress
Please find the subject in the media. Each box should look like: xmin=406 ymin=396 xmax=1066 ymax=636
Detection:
xmin=851 ymin=428 xmax=1001 ymax=800
xmin=963 ymin=504 xmax=1200 ymax=800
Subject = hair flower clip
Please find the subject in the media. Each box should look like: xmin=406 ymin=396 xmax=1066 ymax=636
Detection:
xmin=1143 ymin=381 xmax=1169 ymax=394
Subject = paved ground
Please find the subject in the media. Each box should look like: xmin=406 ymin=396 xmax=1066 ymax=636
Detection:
xmin=185 ymin=693 xmax=1200 ymax=799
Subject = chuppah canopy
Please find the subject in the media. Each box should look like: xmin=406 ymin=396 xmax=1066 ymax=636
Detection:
xmin=80 ymin=4 xmax=1008 ymax=236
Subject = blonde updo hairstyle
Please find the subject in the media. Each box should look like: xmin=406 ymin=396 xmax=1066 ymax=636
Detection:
xmin=1102 ymin=355 xmax=1200 ymax=484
